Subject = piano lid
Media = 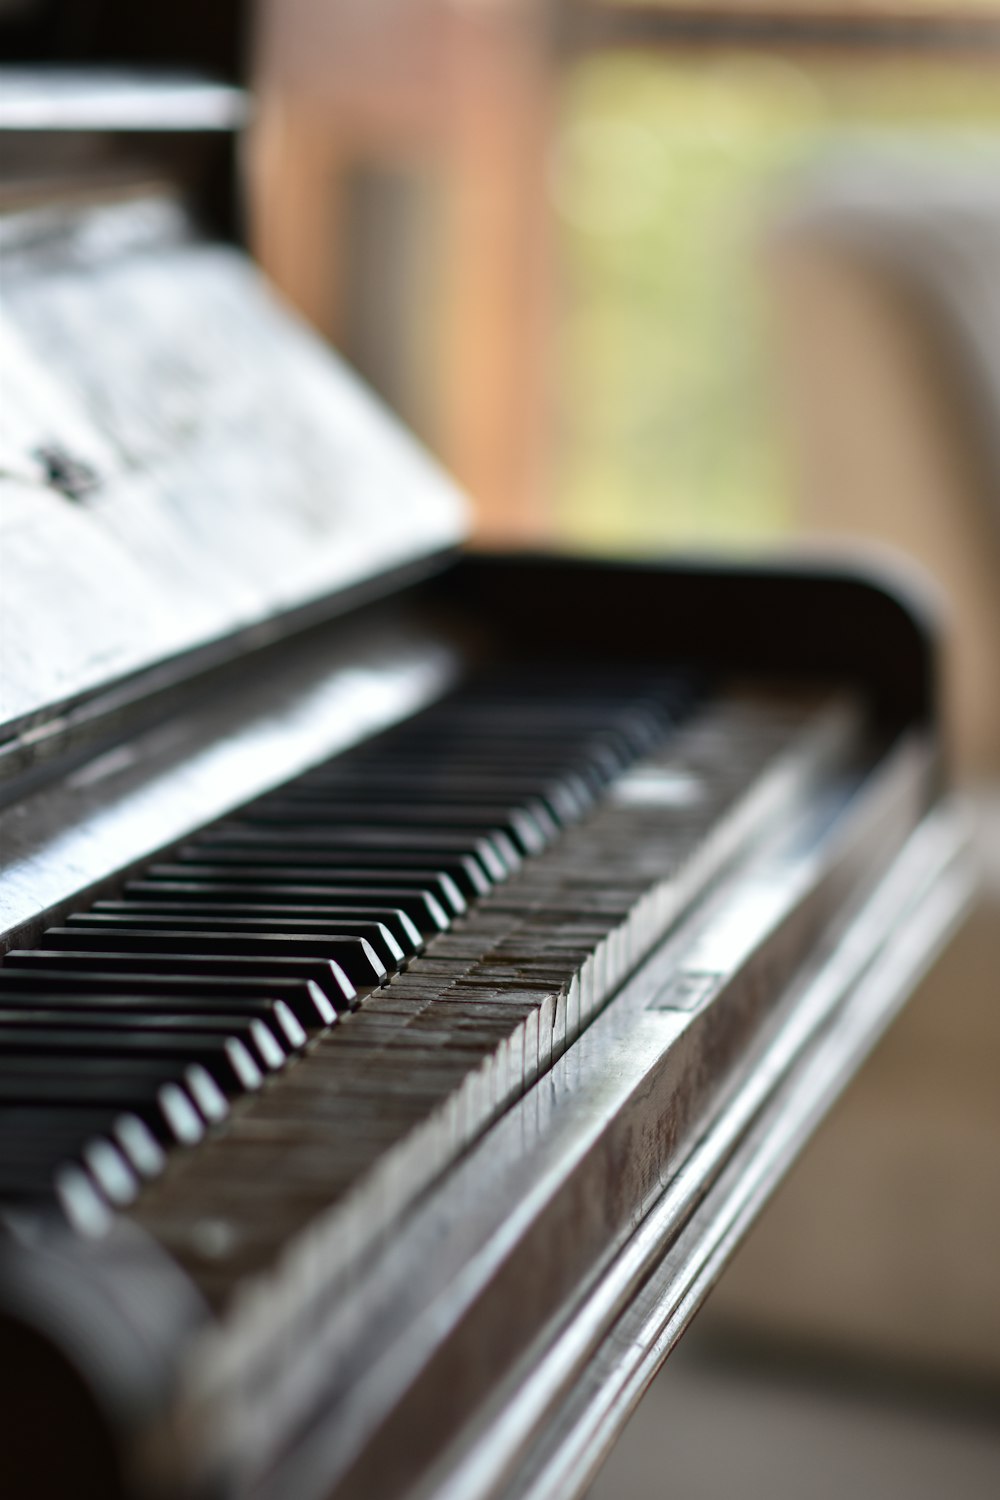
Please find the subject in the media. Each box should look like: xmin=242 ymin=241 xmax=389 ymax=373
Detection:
xmin=0 ymin=69 xmax=471 ymax=747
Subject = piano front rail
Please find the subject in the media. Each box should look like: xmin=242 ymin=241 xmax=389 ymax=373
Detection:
xmin=469 ymin=810 xmax=973 ymax=1500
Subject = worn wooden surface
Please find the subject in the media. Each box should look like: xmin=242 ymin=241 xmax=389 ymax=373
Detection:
xmin=0 ymin=192 xmax=468 ymax=739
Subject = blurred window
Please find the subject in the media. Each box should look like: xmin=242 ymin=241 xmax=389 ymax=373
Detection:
xmin=551 ymin=45 xmax=1000 ymax=550
xmin=251 ymin=1 xmax=1000 ymax=545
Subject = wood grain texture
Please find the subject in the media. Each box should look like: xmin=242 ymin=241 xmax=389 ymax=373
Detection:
xmin=0 ymin=193 xmax=469 ymax=739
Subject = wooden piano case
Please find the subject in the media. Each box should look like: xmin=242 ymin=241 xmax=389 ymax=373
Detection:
xmin=0 ymin=35 xmax=976 ymax=1500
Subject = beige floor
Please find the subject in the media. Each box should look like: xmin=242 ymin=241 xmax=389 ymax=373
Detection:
xmin=587 ymin=1323 xmax=1000 ymax=1500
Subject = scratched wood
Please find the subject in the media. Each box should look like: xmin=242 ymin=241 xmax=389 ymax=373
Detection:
xmin=0 ymin=192 xmax=469 ymax=739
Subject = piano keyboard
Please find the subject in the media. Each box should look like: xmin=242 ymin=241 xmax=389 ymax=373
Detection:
xmin=0 ymin=667 xmax=697 ymax=1231
xmin=0 ymin=666 xmax=854 ymax=1319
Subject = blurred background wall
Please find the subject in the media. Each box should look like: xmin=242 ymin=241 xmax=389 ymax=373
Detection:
xmin=246 ymin=0 xmax=1000 ymax=1486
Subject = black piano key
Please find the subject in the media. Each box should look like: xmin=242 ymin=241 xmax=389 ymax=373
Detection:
xmin=253 ymin=794 xmax=554 ymax=855
xmin=79 ymin=1136 xmax=138 ymax=1205
xmin=185 ymin=835 xmax=493 ymax=899
xmin=1 ymin=1056 xmax=229 ymax=1127
xmin=0 ymin=1107 xmax=165 ymax=1181
xmin=375 ymin=727 xmax=627 ymax=780
xmin=0 ymin=975 xmax=317 ymax=1037
xmin=0 ymin=1005 xmax=287 ymax=1072
xmin=39 ymin=928 xmax=386 ymax=992
xmin=56 ymin=1166 xmax=114 ymax=1233
xmin=350 ymin=744 xmax=607 ymax=796
xmin=92 ymin=900 xmax=423 ymax=959
xmin=336 ymin=743 xmax=602 ymax=793
xmin=64 ymin=912 xmax=405 ymax=971
xmin=245 ymin=801 xmax=533 ymax=860
xmin=0 ymin=1122 xmax=138 ymax=1200
xmin=0 ymin=1162 xmax=73 ymax=1198
xmin=124 ymin=881 xmax=449 ymax=935
xmin=218 ymin=825 xmax=513 ymax=881
xmin=0 ymin=1128 xmax=140 ymax=1209
xmin=154 ymin=860 xmax=466 ymax=917
xmin=0 ymin=1064 xmax=218 ymax=1145
xmin=0 ymin=1172 xmax=117 ymax=1230
xmin=111 ymin=1112 xmax=167 ymax=1177
xmin=0 ymin=1025 xmax=264 ymax=1097
xmin=0 ymin=1158 xmax=112 ymax=1234
xmin=3 ymin=950 xmax=356 ymax=1012
xmin=293 ymin=771 xmax=581 ymax=827
xmin=423 ymin=714 xmax=660 ymax=760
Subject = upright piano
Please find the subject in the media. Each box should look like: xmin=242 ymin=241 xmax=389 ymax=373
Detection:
xmin=0 ymin=38 xmax=975 ymax=1500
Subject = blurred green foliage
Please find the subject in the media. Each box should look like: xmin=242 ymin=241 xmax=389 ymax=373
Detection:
xmin=552 ymin=52 xmax=1000 ymax=551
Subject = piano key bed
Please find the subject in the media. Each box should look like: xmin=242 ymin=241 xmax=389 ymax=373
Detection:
xmin=3 ymin=667 xmax=699 ymax=1228
xmin=1 ymin=666 xmax=836 ymax=1242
